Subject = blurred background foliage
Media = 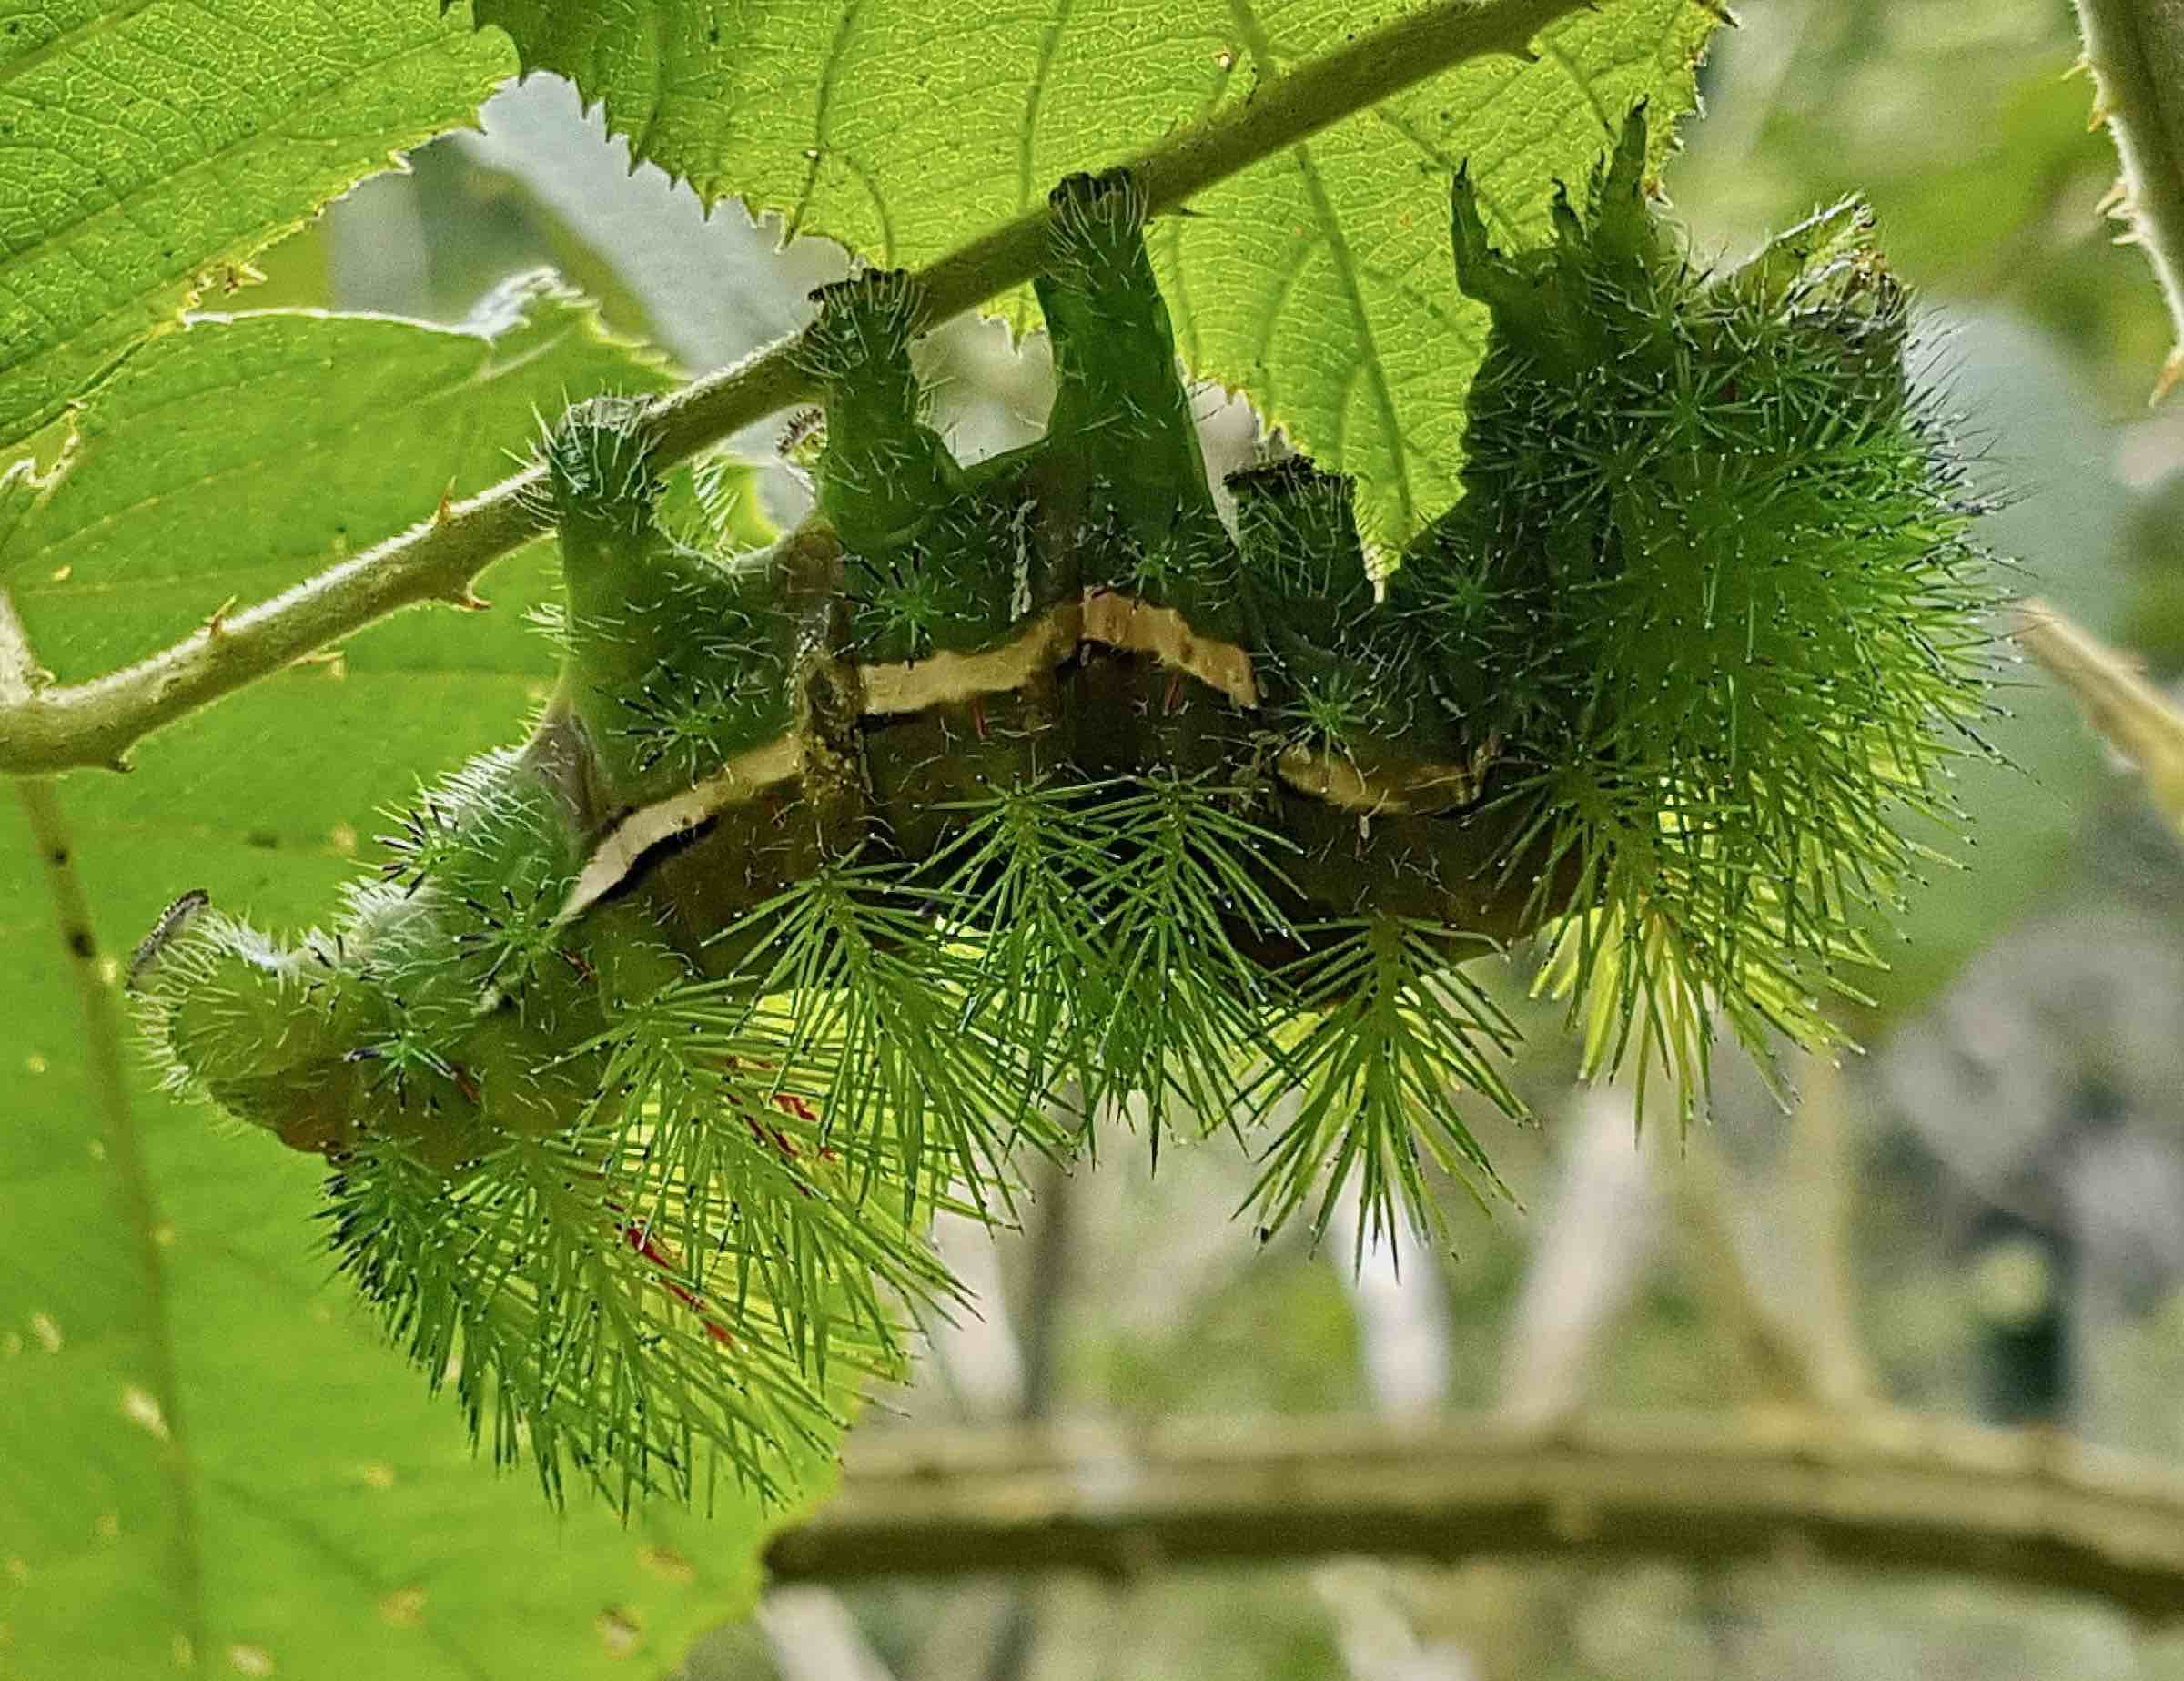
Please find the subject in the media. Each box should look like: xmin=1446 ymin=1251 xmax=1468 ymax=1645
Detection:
xmin=229 ymin=1 xmax=2184 ymax=1676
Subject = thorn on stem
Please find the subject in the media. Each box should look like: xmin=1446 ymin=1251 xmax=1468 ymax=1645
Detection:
xmin=2152 ymin=348 xmax=2184 ymax=409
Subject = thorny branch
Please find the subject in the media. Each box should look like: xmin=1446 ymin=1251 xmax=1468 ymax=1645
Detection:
xmin=2074 ymin=0 xmax=2184 ymax=400
xmin=0 ymin=0 xmax=1617 ymax=776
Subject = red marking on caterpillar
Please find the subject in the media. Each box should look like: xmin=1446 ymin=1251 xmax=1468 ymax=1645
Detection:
xmin=612 ymin=1209 xmax=736 ymax=1348
xmin=713 ymin=1056 xmax=813 ymax=1163
xmin=743 ymin=1109 xmax=801 ymax=1160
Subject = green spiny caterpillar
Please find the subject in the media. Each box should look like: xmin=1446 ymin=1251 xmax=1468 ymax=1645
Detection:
xmin=131 ymin=111 xmax=1994 ymax=1508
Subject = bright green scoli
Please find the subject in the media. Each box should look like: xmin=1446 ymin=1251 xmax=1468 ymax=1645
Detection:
xmin=130 ymin=114 xmax=1995 ymax=1509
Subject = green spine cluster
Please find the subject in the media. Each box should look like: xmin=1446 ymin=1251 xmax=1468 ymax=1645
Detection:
xmin=132 ymin=110 xmax=1995 ymax=1507
xmin=1400 ymin=113 xmax=1989 ymax=1110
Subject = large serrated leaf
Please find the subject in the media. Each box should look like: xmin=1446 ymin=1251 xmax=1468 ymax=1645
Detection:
xmin=0 ymin=0 xmax=516 ymax=456
xmin=5 ymin=274 xmax=662 ymax=677
xmin=0 ymin=289 xmax=830 ymax=1681
xmin=467 ymin=0 xmax=1717 ymax=534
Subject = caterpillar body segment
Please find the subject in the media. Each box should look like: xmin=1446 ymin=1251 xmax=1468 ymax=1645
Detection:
xmin=135 ymin=110 xmax=1997 ymax=1506
xmin=804 ymin=275 xmax=1018 ymax=668
xmin=1226 ymin=458 xmax=1481 ymax=824
xmin=1400 ymin=107 xmax=1988 ymax=1109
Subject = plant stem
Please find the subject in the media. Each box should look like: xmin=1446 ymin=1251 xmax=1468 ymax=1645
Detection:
xmin=766 ymin=1412 xmax=2184 ymax=1618
xmin=2 ymin=590 xmax=204 ymax=1657
xmin=0 ymin=0 xmax=1603 ymax=776
xmin=2074 ymin=0 xmax=2184 ymax=400
xmin=2017 ymin=594 xmax=2184 ymax=832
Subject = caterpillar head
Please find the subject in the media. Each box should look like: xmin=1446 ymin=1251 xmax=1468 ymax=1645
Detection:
xmin=129 ymin=894 xmax=380 ymax=1158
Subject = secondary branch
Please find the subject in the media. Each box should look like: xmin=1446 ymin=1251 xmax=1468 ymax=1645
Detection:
xmin=764 ymin=1412 xmax=2184 ymax=1619
xmin=0 ymin=0 xmax=1600 ymax=775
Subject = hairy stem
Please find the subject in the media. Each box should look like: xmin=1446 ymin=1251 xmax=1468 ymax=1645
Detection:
xmin=0 ymin=0 xmax=1601 ymax=775
xmin=2074 ymin=0 xmax=2184 ymax=400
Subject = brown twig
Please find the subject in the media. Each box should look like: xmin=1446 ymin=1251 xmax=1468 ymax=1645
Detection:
xmin=766 ymin=1412 xmax=2184 ymax=1620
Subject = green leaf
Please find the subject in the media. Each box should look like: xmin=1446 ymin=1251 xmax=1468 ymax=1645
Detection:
xmin=466 ymin=0 xmax=1716 ymax=532
xmin=0 ymin=0 xmax=515 ymax=455
xmin=1160 ymin=2 xmax=1717 ymax=538
xmin=5 ymin=275 xmax=666 ymax=675
xmin=0 ymin=293 xmax=824 ymax=1677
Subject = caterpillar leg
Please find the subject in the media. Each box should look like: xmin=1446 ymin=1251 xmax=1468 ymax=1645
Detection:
xmin=802 ymin=273 xmax=1020 ymax=666
xmin=799 ymin=271 xmax=963 ymax=554
xmin=545 ymin=399 xmax=797 ymax=811
xmin=1034 ymin=171 xmax=1238 ymax=638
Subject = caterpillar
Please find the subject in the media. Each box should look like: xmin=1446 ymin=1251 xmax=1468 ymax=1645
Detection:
xmin=131 ymin=109 xmax=1994 ymax=1508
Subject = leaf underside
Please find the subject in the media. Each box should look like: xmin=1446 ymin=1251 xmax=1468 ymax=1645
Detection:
xmin=468 ymin=0 xmax=1720 ymax=536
